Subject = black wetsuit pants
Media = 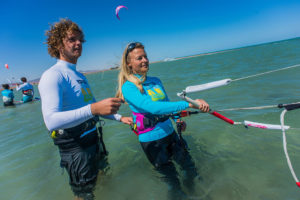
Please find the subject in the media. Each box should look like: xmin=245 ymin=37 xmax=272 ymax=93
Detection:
xmin=140 ymin=132 xmax=198 ymax=198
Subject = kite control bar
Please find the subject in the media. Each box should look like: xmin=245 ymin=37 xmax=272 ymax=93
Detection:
xmin=177 ymin=90 xmax=237 ymax=125
xmin=210 ymin=111 xmax=235 ymax=124
xmin=177 ymin=79 xmax=300 ymax=127
xmin=177 ymin=78 xmax=238 ymax=125
xmin=183 ymin=79 xmax=232 ymax=93
xmin=278 ymin=102 xmax=300 ymax=111
xmin=177 ymin=77 xmax=300 ymax=189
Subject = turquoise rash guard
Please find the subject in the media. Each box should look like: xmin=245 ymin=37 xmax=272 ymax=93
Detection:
xmin=38 ymin=59 xmax=122 ymax=132
xmin=16 ymin=82 xmax=34 ymax=102
xmin=1 ymin=89 xmax=14 ymax=103
xmin=122 ymin=75 xmax=189 ymax=142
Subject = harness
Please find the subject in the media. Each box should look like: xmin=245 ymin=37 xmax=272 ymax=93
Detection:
xmin=51 ymin=116 xmax=107 ymax=154
xmin=131 ymin=111 xmax=200 ymax=150
xmin=3 ymin=96 xmax=13 ymax=103
xmin=131 ymin=112 xmax=170 ymax=135
xmin=22 ymin=89 xmax=33 ymax=96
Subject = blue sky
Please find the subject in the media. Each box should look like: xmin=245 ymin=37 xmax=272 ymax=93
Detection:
xmin=0 ymin=0 xmax=299 ymax=83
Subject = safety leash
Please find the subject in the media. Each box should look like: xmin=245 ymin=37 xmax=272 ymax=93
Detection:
xmin=279 ymin=103 xmax=300 ymax=187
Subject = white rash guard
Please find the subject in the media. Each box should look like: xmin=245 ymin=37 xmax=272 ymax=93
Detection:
xmin=16 ymin=82 xmax=34 ymax=91
xmin=16 ymin=82 xmax=34 ymax=95
xmin=39 ymin=59 xmax=121 ymax=131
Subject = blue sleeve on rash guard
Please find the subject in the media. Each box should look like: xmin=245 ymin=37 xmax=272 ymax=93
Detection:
xmin=16 ymin=84 xmax=23 ymax=91
xmin=157 ymin=79 xmax=181 ymax=121
xmin=122 ymin=79 xmax=189 ymax=115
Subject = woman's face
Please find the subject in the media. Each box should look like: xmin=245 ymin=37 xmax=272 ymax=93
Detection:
xmin=127 ymin=48 xmax=149 ymax=75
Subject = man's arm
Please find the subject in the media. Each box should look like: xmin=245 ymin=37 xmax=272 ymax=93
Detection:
xmin=39 ymin=71 xmax=94 ymax=131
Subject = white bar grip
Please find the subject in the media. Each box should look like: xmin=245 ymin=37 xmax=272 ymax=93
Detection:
xmin=177 ymin=93 xmax=200 ymax=107
xmin=185 ymin=79 xmax=231 ymax=93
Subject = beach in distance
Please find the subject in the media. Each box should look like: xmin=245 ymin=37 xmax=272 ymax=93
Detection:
xmin=0 ymin=37 xmax=300 ymax=200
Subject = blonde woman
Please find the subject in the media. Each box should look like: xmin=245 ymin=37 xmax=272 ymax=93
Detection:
xmin=116 ymin=42 xmax=209 ymax=199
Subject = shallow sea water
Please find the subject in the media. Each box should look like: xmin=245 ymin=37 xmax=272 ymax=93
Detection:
xmin=1 ymin=38 xmax=300 ymax=200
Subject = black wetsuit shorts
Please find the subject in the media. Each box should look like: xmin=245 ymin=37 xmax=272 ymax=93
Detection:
xmin=3 ymin=101 xmax=14 ymax=106
xmin=59 ymin=143 xmax=109 ymax=199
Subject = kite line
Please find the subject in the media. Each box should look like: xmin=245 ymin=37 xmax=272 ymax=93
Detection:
xmin=176 ymin=63 xmax=300 ymax=188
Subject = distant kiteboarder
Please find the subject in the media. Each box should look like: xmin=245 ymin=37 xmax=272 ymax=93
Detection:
xmin=1 ymin=84 xmax=14 ymax=106
xmin=16 ymin=77 xmax=34 ymax=103
xmin=116 ymin=5 xmax=128 ymax=20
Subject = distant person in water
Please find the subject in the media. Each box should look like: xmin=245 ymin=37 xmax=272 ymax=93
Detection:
xmin=16 ymin=77 xmax=34 ymax=103
xmin=1 ymin=84 xmax=14 ymax=106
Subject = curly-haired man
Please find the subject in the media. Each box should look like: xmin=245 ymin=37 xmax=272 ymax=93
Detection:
xmin=38 ymin=18 xmax=132 ymax=200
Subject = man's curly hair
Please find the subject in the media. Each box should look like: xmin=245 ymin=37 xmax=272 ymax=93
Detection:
xmin=45 ymin=18 xmax=85 ymax=58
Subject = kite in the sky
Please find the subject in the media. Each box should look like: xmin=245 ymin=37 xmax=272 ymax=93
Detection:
xmin=116 ymin=5 xmax=128 ymax=20
xmin=5 ymin=64 xmax=9 ymax=69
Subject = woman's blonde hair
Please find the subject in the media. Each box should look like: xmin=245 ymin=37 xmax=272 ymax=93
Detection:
xmin=116 ymin=42 xmax=146 ymax=100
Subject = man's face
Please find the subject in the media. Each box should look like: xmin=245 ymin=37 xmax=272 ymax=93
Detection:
xmin=59 ymin=31 xmax=83 ymax=63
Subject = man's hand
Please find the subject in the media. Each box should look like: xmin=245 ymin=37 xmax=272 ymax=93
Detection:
xmin=91 ymin=98 xmax=124 ymax=115
xmin=120 ymin=117 xmax=133 ymax=125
